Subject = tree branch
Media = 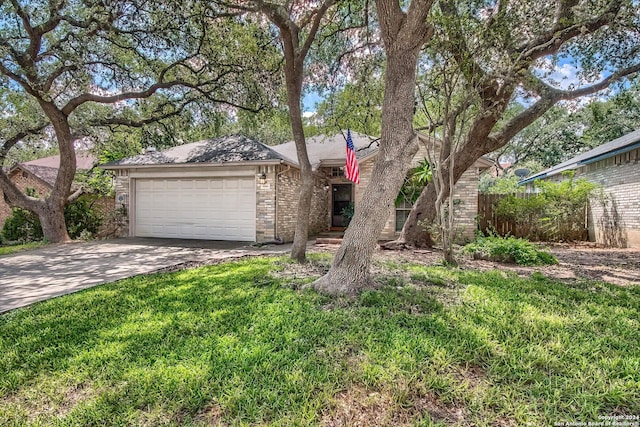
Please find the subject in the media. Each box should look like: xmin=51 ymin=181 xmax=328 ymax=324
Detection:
xmin=0 ymin=123 xmax=51 ymax=163
xmin=519 ymin=0 xmax=623 ymax=62
xmin=491 ymin=62 xmax=640 ymax=147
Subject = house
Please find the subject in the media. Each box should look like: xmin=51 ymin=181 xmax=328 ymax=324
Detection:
xmin=102 ymin=133 xmax=492 ymax=243
xmin=0 ymin=153 xmax=96 ymax=229
xmin=520 ymin=128 xmax=640 ymax=248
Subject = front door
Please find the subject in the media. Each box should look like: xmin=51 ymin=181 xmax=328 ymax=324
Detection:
xmin=332 ymin=184 xmax=353 ymax=227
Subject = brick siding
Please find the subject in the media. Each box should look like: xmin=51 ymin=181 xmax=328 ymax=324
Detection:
xmin=371 ymin=147 xmax=480 ymax=243
xmin=579 ymin=149 xmax=640 ymax=248
xmin=113 ymin=171 xmax=131 ymax=237
xmin=275 ymin=165 xmax=329 ymax=242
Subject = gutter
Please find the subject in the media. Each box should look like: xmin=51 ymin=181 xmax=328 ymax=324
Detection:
xmin=99 ymin=158 xmax=298 ymax=170
xmin=578 ymin=140 xmax=640 ymax=166
xmin=518 ymin=173 xmax=547 ymax=185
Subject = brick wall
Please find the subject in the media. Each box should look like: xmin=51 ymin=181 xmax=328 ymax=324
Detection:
xmin=256 ymin=165 xmax=276 ymax=242
xmin=276 ymin=165 xmax=329 ymax=242
xmin=579 ymin=150 xmax=640 ymax=248
xmin=0 ymin=169 xmax=52 ymax=231
xmin=112 ymin=171 xmax=131 ymax=237
xmin=450 ymin=167 xmax=480 ymax=242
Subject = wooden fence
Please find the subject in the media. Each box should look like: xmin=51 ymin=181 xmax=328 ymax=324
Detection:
xmin=478 ymin=193 xmax=516 ymax=236
xmin=477 ymin=193 xmax=589 ymax=241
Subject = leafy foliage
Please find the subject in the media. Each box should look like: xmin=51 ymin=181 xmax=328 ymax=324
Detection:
xmin=464 ymin=236 xmax=558 ymax=265
xmin=478 ymin=174 xmax=521 ymax=194
xmin=396 ymin=159 xmax=432 ymax=206
xmin=494 ymin=173 xmax=599 ymax=241
xmin=64 ymin=196 xmax=104 ymax=240
xmin=340 ymin=202 xmax=355 ymax=225
xmin=1 ymin=208 xmax=43 ymax=243
xmin=495 ymin=79 xmax=640 ymax=169
xmin=2 ymin=196 xmax=104 ymax=242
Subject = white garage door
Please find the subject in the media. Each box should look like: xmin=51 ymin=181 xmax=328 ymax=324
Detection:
xmin=135 ymin=178 xmax=256 ymax=241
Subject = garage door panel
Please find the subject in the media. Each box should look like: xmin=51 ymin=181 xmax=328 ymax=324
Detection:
xmin=135 ymin=177 xmax=256 ymax=241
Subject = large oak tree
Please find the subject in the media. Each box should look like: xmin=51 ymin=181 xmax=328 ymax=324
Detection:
xmin=314 ymin=0 xmax=639 ymax=293
xmin=312 ymin=0 xmax=436 ymax=294
xmin=0 ymin=0 xmax=276 ymax=242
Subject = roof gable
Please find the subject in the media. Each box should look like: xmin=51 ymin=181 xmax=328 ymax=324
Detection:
xmin=270 ymin=132 xmax=379 ymax=169
xmin=21 ymin=152 xmax=96 ymax=170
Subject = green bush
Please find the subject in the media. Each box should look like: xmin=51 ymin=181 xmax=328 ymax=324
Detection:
xmin=464 ymin=236 xmax=558 ymax=266
xmin=64 ymin=196 xmax=103 ymax=239
xmin=1 ymin=196 xmax=103 ymax=242
xmin=493 ymin=173 xmax=598 ymax=242
xmin=1 ymin=208 xmax=43 ymax=242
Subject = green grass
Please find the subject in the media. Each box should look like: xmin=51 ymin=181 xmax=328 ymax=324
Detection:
xmin=0 ymin=242 xmax=45 ymax=257
xmin=1 ymin=256 xmax=638 ymax=426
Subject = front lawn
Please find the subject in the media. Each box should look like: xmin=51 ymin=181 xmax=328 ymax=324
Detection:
xmin=1 ymin=255 xmax=638 ymax=426
xmin=0 ymin=242 xmax=45 ymax=257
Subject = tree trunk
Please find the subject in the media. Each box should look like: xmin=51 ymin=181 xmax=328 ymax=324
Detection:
xmin=313 ymin=46 xmax=423 ymax=294
xmin=280 ymin=42 xmax=314 ymax=262
xmin=39 ymin=198 xmax=71 ymax=243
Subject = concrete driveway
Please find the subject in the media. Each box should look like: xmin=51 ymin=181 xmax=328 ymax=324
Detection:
xmin=0 ymin=238 xmax=289 ymax=314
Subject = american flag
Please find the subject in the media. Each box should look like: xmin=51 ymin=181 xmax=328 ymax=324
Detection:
xmin=345 ymin=129 xmax=360 ymax=184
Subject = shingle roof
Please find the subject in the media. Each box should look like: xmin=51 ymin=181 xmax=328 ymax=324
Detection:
xmin=17 ymin=165 xmax=59 ymax=186
xmin=108 ymin=135 xmax=289 ymax=166
xmin=21 ymin=152 xmax=96 ymax=170
xmin=9 ymin=152 xmax=97 ymax=187
xmin=270 ymin=132 xmax=379 ymax=170
xmin=520 ymin=128 xmax=640 ymax=184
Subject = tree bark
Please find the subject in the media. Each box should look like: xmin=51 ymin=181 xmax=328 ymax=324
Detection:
xmin=313 ymin=47 xmax=424 ymax=294
xmin=287 ymin=70 xmax=314 ymax=262
xmin=37 ymin=101 xmax=75 ymax=243
xmin=39 ymin=198 xmax=70 ymax=243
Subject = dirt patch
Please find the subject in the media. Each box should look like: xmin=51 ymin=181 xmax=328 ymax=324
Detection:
xmin=192 ymin=402 xmax=226 ymax=426
xmin=321 ymin=384 xmax=470 ymax=427
xmin=147 ymin=242 xmax=639 ymax=288
xmin=2 ymin=381 xmax=98 ymax=423
xmin=317 ymin=243 xmax=640 ymax=287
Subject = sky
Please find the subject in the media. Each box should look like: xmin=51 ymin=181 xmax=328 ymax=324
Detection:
xmin=303 ymin=92 xmax=322 ymax=112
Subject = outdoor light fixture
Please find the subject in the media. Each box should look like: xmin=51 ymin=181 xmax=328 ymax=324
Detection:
xmin=258 ymin=172 xmax=267 ymax=184
xmin=323 ymin=181 xmax=330 ymax=190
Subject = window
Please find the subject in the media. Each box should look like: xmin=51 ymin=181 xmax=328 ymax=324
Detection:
xmin=331 ymin=167 xmax=343 ymax=177
xmin=394 ymin=160 xmax=430 ymax=231
xmin=395 ymin=200 xmax=412 ymax=231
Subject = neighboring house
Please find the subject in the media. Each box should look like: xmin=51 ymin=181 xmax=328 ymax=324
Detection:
xmin=103 ymin=133 xmax=491 ymax=243
xmin=520 ymin=128 xmax=640 ymax=248
xmin=0 ymin=153 xmax=96 ymax=229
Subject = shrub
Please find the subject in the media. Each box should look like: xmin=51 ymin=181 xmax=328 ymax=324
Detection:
xmin=464 ymin=236 xmax=558 ymax=266
xmin=492 ymin=173 xmax=598 ymax=242
xmin=1 ymin=208 xmax=43 ymax=242
xmin=1 ymin=195 xmax=103 ymax=242
xmin=64 ymin=195 xmax=103 ymax=239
